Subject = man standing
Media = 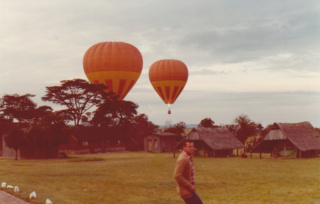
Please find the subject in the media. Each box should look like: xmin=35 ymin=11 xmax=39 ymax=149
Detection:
xmin=174 ymin=140 xmax=203 ymax=204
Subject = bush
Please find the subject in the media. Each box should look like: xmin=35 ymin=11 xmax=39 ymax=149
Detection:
xmin=245 ymin=135 xmax=263 ymax=152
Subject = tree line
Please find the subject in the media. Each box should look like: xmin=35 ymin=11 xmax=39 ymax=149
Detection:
xmin=0 ymin=78 xmax=273 ymax=159
xmin=0 ymin=79 xmax=160 ymax=159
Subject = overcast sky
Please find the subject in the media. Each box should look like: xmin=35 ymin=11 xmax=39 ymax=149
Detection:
xmin=1 ymin=0 xmax=319 ymax=127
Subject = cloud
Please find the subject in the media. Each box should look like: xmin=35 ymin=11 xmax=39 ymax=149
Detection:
xmin=190 ymin=69 xmax=230 ymax=76
xmin=135 ymin=90 xmax=320 ymax=127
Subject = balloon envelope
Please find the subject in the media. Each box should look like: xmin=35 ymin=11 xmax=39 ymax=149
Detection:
xmin=149 ymin=59 xmax=188 ymax=105
xmin=83 ymin=42 xmax=143 ymax=99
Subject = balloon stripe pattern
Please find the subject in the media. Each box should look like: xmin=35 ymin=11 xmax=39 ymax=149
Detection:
xmin=83 ymin=42 xmax=143 ymax=99
xmin=149 ymin=59 xmax=188 ymax=105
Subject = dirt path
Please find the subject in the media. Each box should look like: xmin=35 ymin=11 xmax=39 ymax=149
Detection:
xmin=0 ymin=191 xmax=29 ymax=204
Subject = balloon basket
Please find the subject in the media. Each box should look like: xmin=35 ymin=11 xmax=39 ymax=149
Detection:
xmin=168 ymin=109 xmax=171 ymax=114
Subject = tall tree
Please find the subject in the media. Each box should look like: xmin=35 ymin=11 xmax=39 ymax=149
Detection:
xmin=232 ymin=114 xmax=263 ymax=143
xmin=224 ymin=124 xmax=238 ymax=137
xmin=198 ymin=117 xmax=215 ymax=128
xmin=132 ymin=114 xmax=159 ymax=137
xmin=92 ymin=98 xmax=138 ymax=129
xmin=42 ymin=79 xmax=111 ymax=126
xmin=0 ymin=94 xmax=37 ymax=123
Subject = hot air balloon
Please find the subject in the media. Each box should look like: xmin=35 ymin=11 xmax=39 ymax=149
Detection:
xmin=149 ymin=59 xmax=188 ymax=114
xmin=83 ymin=42 xmax=143 ymax=100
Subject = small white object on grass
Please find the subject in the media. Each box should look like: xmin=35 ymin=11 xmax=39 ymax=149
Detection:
xmin=7 ymin=185 xmax=14 ymax=189
xmin=46 ymin=198 xmax=53 ymax=204
xmin=29 ymin=191 xmax=36 ymax=200
xmin=14 ymin=186 xmax=19 ymax=192
xmin=1 ymin=182 xmax=6 ymax=188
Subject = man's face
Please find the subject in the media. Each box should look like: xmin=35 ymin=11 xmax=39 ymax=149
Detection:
xmin=183 ymin=142 xmax=194 ymax=155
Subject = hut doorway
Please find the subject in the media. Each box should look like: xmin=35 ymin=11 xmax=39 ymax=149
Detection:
xmin=147 ymin=140 xmax=152 ymax=152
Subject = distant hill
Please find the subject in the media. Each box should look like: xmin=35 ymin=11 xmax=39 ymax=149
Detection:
xmin=186 ymin=124 xmax=198 ymax=128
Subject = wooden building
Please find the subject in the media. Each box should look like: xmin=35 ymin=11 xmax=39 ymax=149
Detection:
xmin=144 ymin=132 xmax=180 ymax=152
xmin=59 ymin=127 xmax=128 ymax=154
xmin=252 ymin=122 xmax=320 ymax=158
xmin=175 ymin=127 xmax=244 ymax=157
xmin=0 ymin=121 xmax=12 ymax=157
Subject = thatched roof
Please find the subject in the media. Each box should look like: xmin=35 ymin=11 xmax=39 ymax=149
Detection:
xmin=277 ymin=122 xmax=320 ymax=151
xmin=264 ymin=129 xmax=286 ymax=140
xmin=176 ymin=127 xmax=244 ymax=150
xmin=253 ymin=121 xmax=320 ymax=152
xmin=148 ymin=132 xmax=179 ymax=138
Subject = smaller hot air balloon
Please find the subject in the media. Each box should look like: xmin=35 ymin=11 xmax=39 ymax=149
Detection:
xmin=149 ymin=59 xmax=188 ymax=114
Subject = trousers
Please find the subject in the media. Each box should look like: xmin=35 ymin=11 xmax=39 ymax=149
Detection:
xmin=183 ymin=192 xmax=203 ymax=204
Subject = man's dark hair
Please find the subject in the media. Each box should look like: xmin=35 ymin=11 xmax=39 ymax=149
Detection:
xmin=183 ymin=139 xmax=194 ymax=147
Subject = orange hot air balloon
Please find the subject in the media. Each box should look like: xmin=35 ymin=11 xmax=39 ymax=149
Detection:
xmin=149 ymin=59 xmax=188 ymax=114
xmin=83 ymin=42 xmax=143 ymax=100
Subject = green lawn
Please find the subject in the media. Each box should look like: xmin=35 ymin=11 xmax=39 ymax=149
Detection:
xmin=0 ymin=152 xmax=319 ymax=204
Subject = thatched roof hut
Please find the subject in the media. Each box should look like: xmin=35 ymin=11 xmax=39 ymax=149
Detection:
xmin=175 ymin=127 xmax=244 ymax=157
xmin=252 ymin=121 xmax=320 ymax=158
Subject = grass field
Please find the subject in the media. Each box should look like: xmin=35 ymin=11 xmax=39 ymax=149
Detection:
xmin=0 ymin=152 xmax=319 ymax=204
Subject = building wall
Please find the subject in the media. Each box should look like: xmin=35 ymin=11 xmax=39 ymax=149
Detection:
xmin=144 ymin=135 xmax=176 ymax=152
xmin=144 ymin=135 xmax=161 ymax=152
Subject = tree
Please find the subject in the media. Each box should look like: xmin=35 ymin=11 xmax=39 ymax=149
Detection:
xmin=91 ymin=98 xmax=140 ymax=150
xmin=0 ymin=115 xmax=11 ymax=124
xmin=42 ymin=79 xmax=112 ymax=126
xmin=126 ymin=114 xmax=159 ymax=151
xmin=198 ymin=117 xmax=215 ymax=128
xmin=0 ymin=94 xmax=37 ymax=123
xmin=54 ymin=109 xmax=74 ymax=125
xmin=242 ymin=123 xmax=275 ymax=152
xmin=164 ymin=121 xmax=186 ymax=136
xmin=133 ymin=114 xmax=159 ymax=136
xmin=244 ymin=135 xmax=263 ymax=152
xmin=4 ymin=125 xmax=25 ymax=160
xmin=232 ymin=114 xmax=263 ymax=143
xmin=92 ymin=98 xmax=138 ymax=129
xmin=33 ymin=105 xmax=53 ymax=119
xmin=24 ymin=112 xmax=70 ymax=158
xmin=224 ymin=124 xmax=238 ymax=137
